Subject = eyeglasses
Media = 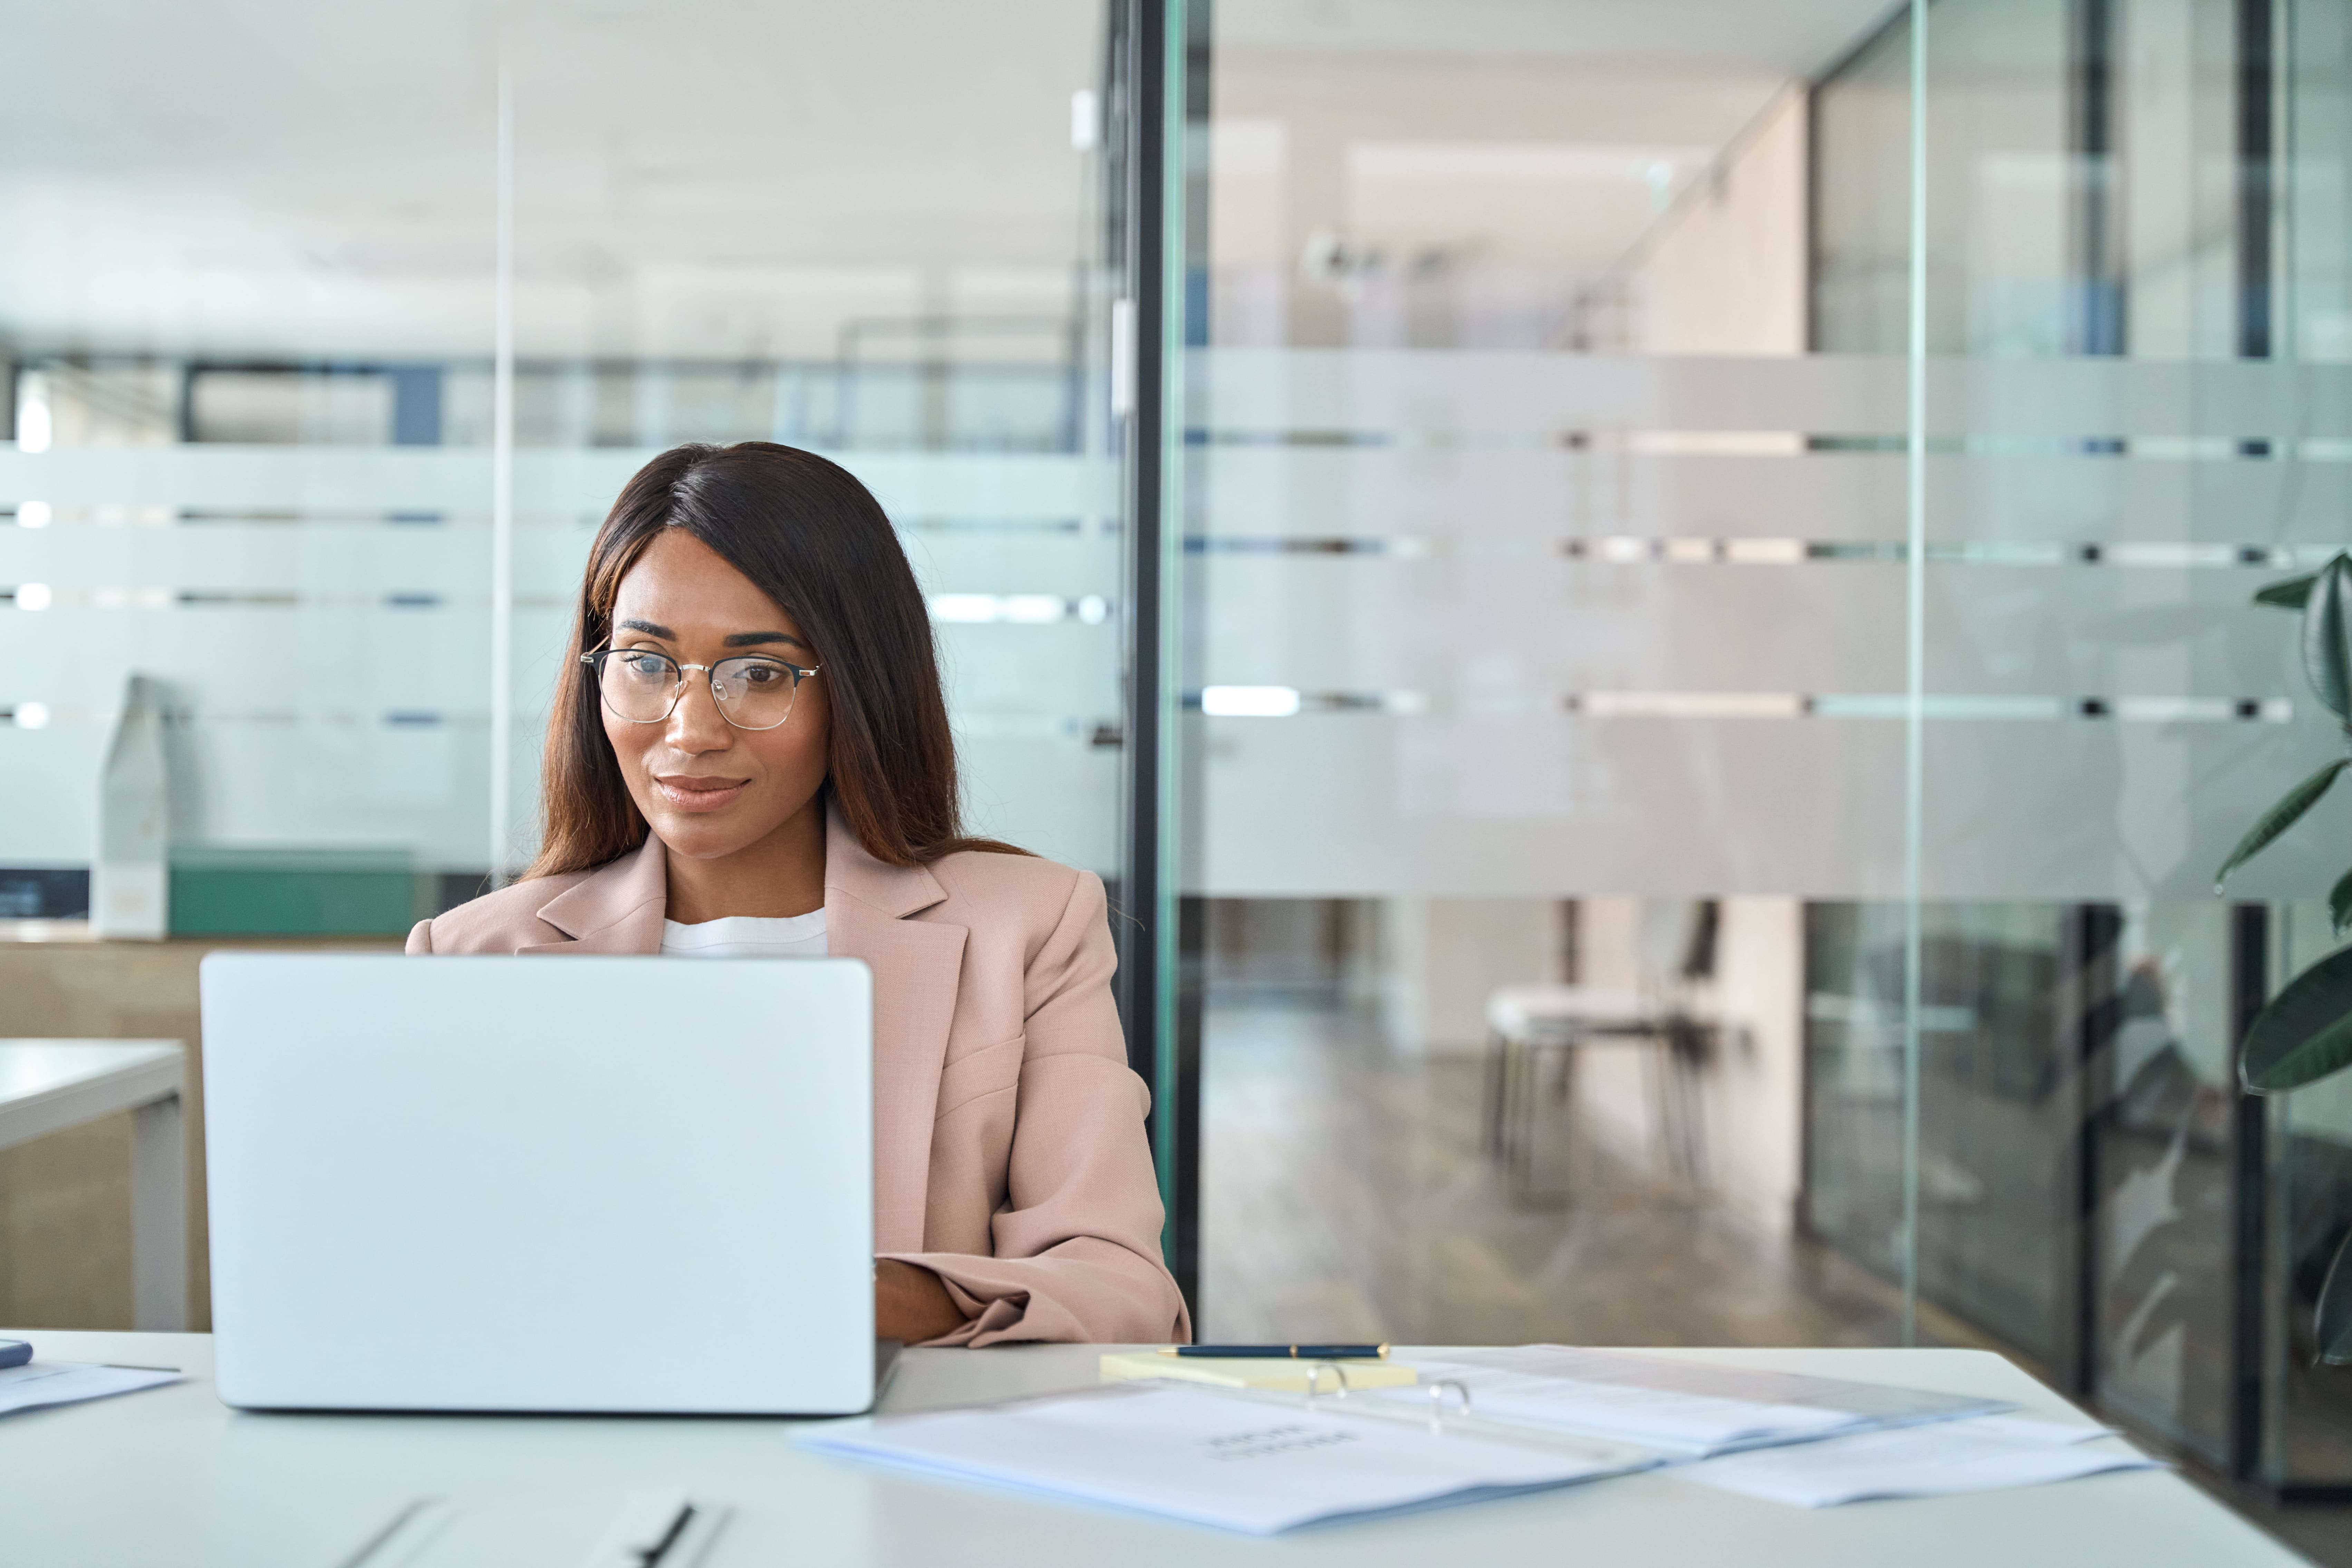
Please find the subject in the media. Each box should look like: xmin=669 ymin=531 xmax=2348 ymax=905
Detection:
xmin=581 ymin=646 xmax=821 ymax=731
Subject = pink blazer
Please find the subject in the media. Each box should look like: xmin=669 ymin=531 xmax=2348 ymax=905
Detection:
xmin=405 ymin=806 xmax=1190 ymax=1347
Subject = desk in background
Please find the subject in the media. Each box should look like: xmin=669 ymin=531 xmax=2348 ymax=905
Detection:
xmin=0 ymin=1331 xmax=2298 ymax=1567
xmin=0 ymin=1043 xmax=185 ymax=1330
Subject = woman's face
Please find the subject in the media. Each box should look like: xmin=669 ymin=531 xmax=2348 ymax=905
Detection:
xmin=600 ymin=528 xmax=830 ymax=865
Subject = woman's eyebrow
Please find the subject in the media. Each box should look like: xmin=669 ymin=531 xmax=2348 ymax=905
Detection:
xmin=723 ymin=631 xmax=812 ymax=650
xmin=615 ymin=618 xmax=672 ymax=638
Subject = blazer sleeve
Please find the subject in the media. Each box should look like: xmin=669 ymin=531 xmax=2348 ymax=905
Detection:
xmin=880 ymin=870 xmax=1192 ymax=1347
xmin=404 ymin=918 xmax=433 ymax=954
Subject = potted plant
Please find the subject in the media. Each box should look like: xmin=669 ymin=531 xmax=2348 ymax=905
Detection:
xmin=2216 ymin=550 xmax=2352 ymax=1360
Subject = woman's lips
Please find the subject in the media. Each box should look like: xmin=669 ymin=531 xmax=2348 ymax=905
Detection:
xmin=653 ymin=775 xmax=749 ymax=812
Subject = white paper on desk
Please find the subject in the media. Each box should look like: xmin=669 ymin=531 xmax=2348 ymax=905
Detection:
xmin=799 ymin=1380 xmax=1656 ymax=1534
xmin=1375 ymin=1346 xmax=2009 ymax=1456
xmin=0 ymin=1360 xmax=181 ymax=1416
xmin=1670 ymin=1413 xmax=2159 ymax=1507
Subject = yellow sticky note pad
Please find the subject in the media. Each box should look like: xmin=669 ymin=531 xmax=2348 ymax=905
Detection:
xmin=1098 ymin=1351 xmax=1420 ymax=1393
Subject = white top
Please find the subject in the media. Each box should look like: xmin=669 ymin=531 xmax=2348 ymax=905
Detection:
xmin=0 ymin=1040 xmax=184 ymax=1154
xmin=661 ymin=911 xmax=828 ymax=959
xmin=0 ymin=1333 xmax=2298 ymax=1567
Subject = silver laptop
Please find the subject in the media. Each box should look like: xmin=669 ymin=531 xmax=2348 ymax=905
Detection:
xmin=200 ymin=952 xmax=883 ymax=1415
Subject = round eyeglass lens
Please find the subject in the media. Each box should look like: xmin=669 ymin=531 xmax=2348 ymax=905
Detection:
xmin=600 ymin=650 xmax=682 ymax=722
xmin=710 ymin=656 xmax=801 ymax=729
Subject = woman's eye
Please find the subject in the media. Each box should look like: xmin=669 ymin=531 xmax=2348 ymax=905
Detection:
xmin=621 ymin=654 xmax=671 ymax=680
xmin=739 ymin=664 xmax=787 ymax=687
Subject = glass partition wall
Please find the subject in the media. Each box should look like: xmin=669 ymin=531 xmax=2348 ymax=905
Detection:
xmin=1809 ymin=0 xmax=2352 ymax=1485
xmin=0 ymin=0 xmax=1121 ymax=906
xmin=502 ymin=7 xmax=1126 ymax=878
xmin=1167 ymin=0 xmax=2352 ymax=1493
xmin=0 ymin=9 xmax=501 ymax=922
xmin=1176 ymin=5 xmax=1916 ymax=1353
xmin=0 ymin=0 xmax=1124 ymax=1328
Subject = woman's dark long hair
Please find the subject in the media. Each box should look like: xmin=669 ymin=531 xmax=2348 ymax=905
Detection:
xmin=527 ymin=441 xmax=1023 ymax=878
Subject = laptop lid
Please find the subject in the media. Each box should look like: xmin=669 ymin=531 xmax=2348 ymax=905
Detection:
xmin=200 ymin=952 xmax=874 ymax=1415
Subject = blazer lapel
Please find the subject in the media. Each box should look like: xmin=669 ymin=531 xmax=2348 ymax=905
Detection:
xmin=822 ymin=805 xmax=963 ymax=1253
xmin=518 ymin=835 xmax=668 ymax=954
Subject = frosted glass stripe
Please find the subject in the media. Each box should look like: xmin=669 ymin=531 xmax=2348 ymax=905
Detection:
xmin=0 ymin=448 xmax=1116 ymax=521
xmin=1186 ymin=445 xmax=2347 ymax=540
xmin=1191 ymin=349 xmax=2352 ymax=442
xmin=1176 ymin=691 xmax=2291 ymax=723
xmin=1188 ymin=711 xmax=2329 ymax=900
xmin=1185 ymin=535 xmax=2320 ymax=568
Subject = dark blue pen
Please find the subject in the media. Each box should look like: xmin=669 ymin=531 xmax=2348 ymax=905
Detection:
xmin=1163 ymin=1343 xmax=1389 ymax=1360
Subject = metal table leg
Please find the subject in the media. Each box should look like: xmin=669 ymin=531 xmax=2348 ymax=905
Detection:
xmin=130 ymin=1092 xmax=186 ymax=1331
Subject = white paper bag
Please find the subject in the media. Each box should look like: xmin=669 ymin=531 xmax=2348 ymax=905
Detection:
xmin=93 ymin=672 xmax=170 ymax=940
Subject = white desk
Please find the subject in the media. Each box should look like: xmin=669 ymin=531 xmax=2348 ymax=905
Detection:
xmin=0 ymin=1041 xmax=186 ymax=1330
xmin=0 ymin=1331 xmax=2299 ymax=1567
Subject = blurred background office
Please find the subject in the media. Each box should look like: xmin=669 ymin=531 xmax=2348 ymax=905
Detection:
xmin=6 ymin=0 xmax=2352 ymax=1548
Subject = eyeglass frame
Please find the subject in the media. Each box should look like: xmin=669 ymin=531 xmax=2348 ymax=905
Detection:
xmin=579 ymin=645 xmax=822 ymax=732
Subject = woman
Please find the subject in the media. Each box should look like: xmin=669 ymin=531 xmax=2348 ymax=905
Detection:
xmin=407 ymin=441 xmax=1188 ymax=1348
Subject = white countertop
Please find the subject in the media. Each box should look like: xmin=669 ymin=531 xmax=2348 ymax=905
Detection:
xmin=0 ymin=1330 xmax=2301 ymax=1567
xmin=0 ymin=1040 xmax=183 ymax=1151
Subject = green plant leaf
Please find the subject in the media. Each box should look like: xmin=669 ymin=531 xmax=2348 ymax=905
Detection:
xmin=2334 ymin=870 xmax=2352 ymax=937
xmin=2215 ymin=758 xmax=2351 ymax=891
xmin=2242 ymin=944 xmax=2352 ymax=1091
xmin=2308 ymin=556 xmax=2352 ymax=719
xmin=2320 ymin=1232 xmax=2352 ymax=1364
xmin=2258 ymin=572 xmax=2322 ymax=609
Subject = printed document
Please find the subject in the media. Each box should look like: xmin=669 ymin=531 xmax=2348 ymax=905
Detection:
xmin=1370 ymin=1347 xmax=2008 ymax=1455
xmin=1671 ymin=1413 xmax=2159 ymax=1506
xmin=800 ymin=1379 xmax=1655 ymax=1533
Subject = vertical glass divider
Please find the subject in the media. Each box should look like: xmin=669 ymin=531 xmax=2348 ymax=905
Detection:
xmin=1115 ymin=0 xmax=1188 ymax=1274
xmin=2256 ymin=0 xmax=2296 ymax=1484
xmin=489 ymin=67 xmax=517 ymax=887
xmin=1150 ymin=0 xmax=1189 ymax=1240
xmin=1901 ymin=0 xmax=1930 ymax=1348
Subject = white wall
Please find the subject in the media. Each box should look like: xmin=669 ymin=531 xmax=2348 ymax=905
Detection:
xmin=1615 ymin=86 xmax=1810 ymax=357
xmin=1557 ymin=895 xmax=1806 ymax=1233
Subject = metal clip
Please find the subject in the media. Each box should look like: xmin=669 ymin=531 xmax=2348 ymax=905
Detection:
xmin=1302 ymin=1359 xmax=1352 ymax=1405
xmin=1426 ymin=1378 xmax=1472 ymax=1434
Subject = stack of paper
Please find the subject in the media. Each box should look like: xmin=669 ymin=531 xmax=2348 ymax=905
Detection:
xmin=0 ymin=1360 xmax=182 ymax=1417
xmin=1673 ymin=1413 xmax=2159 ymax=1507
xmin=1369 ymin=1346 xmax=2008 ymax=1456
xmin=800 ymin=1379 xmax=1655 ymax=1534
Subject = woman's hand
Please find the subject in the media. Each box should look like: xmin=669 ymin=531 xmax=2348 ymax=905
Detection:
xmin=876 ymin=1259 xmax=966 ymax=1344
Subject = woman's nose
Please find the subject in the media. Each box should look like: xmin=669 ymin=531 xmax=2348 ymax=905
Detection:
xmin=665 ymin=671 xmax=733 ymax=751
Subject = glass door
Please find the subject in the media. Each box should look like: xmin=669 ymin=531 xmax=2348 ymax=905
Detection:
xmin=1165 ymin=0 xmax=2352 ymax=1492
xmin=1173 ymin=2 xmax=1914 ymax=1345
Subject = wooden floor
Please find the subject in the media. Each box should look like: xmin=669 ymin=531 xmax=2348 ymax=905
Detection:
xmin=1196 ymin=998 xmax=1908 ymax=1347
